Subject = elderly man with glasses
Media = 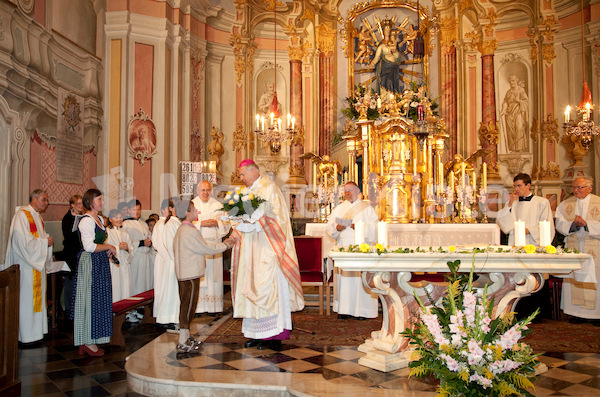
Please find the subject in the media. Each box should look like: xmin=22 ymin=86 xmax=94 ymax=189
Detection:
xmin=556 ymin=176 xmax=600 ymax=324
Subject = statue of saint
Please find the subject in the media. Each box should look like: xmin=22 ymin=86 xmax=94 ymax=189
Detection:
xmin=207 ymin=126 xmax=225 ymax=173
xmin=369 ymin=20 xmax=406 ymax=101
xmin=501 ymin=75 xmax=529 ymax=152
xmin=257 ymin=82 xmax=281 ymax=117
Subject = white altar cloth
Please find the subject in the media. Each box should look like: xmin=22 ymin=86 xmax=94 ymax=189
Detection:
xmin=329 ymin=248 xmax=594 ymax=372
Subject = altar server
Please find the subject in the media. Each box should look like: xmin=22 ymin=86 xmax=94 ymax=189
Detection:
xmin=152 ymin=198 xmax=181 ymax=327
xmin=556 ymin=176 xmax=600 ymax=321
xmin=192 ymin=180 xmax=230 ymax=314
xmin=123 ymin=199 xmax=154 ymax=294
xmin=3 ymin=189 xmax=53 ymax=343
xmin=326 ymin=182 xmax=379 ymax=319
xmin=496 ymin=173 xmax=554 ymax=246
xmin=106 ymin=210 xmax=133 ymax=302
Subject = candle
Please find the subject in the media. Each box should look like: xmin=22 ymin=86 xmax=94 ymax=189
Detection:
xmin=334 ymin=164 xmax=338 ymax=186
xmin=270 ymin=112 xmax=274 ymax=124
xmin=472 ymin=171 xmax=476 ymax=188
xmin=539 ymin=221 xmax=552 ymax=247
xmin=427 ymin=143 xmax=433 ymax=183
xmin=380 ymin=157 xmax=384 ymax=173
xmin=461 ymin=163 xmax=466 ymax=189
xmin=585 ymin=102 xmax=591 ymax=121
xmin=482 ymin=163 xmax=487 ymax=190
xmin=438 ymin=158 xmax=443 ymax=189
xmin=261 ymin=116 xmax=265 ymax=131
xmin=313 ymin=164 xmax=317 ymax=194
xmin=377 ymin=98 xmax=382 ymax=109
xmin=514 ymin=220 xmax=526 ymax=246
xmin=377 ymin=221 xmax=388 ymax=246
xmin=287 ymin=113 xmax=291 ymax=128
xmin=565 ymin=106 xmax=571 ymax=123
xmin=412 ymin=147 xmax=417 ymax=174
xmin=291 ymin=117 xmax=295 ymax=130
xmin=355 ymin=221 xmax=365 ymax=245
xmin=324 ymin=171 xmax=328 ymax=193
xmin=256 ymin=114 xmax=260 ymax=129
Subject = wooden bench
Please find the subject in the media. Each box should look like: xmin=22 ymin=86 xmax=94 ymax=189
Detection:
xmin=111 ymin=289 xmax=155 ymax=347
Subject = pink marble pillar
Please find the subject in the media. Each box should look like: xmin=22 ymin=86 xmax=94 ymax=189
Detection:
xmin=441 ymin=45 xmax=457 ymax=156
xmin=481 ymin=53 xmax=499 ymax=179
xmin=319 ymin=52 xmax=334 ymax=156
xmin=288 ymin=58 xmax=305 ymax=184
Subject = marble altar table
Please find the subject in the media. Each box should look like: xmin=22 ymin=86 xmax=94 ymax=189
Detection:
xmin=329 ymin=249 xmax=595 ymax=372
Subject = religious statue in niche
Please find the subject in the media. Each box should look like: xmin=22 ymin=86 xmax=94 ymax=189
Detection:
xmin=500 ymin=75 xmax=529 ymax=152
xmin=207 ymin=126 xmax=225 ymax=174
xmin=257 ymin=82 xmax=282 ymax=117
xmin=128 ymin=107 xmax=158 ymax=166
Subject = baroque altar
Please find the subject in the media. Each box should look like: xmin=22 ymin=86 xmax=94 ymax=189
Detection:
xmin=329 ymin=250 xmax=595 ymax=372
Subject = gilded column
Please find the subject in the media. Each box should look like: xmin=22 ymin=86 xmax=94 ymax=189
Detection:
xmin=316 ymin=23 xmax=336 ymax=156
xmin=439 ymin=16 xmax=458 ymax=156
xmin=287 ymin=35 xmax=306 ymax=184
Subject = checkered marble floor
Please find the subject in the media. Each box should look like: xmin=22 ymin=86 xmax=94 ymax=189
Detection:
xmin=124 ymin=314 xmax=600 ymax=397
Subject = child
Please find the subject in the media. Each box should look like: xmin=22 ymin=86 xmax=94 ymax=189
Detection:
xmin=173 ymin=198 xmax=234 ymax=353
xmin=106 ymin=209 xmax=133 ymax=302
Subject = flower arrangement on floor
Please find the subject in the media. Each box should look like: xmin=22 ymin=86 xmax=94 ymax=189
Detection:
xmin=403 ymin=259 xmax=539 ymax=396
xmin=220 ymin=188 xmax=265 ymax=218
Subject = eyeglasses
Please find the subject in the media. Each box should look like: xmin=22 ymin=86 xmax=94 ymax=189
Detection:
xmin=573 ymin=186 xmax=591 ymax=190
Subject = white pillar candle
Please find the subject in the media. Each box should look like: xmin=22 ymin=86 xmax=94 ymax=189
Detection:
xmin=449 ymin=171 xmax=454 ymax=191
xmin=514 ymin=220 xmax=526 ymax=247
xmin=539 ymin=220 xmax=552 ymax=247
xmin=482 ymin=162 xmax=487 ymax=190
xmin=377 ymin=221 xmax=388 ymax=247
xmin=472 ymin=171 xmax=476 ymax=188
xmin=461 ymin=163 xmax=466 ymax=189
xmin=355 ymin=221 xmax=365 ymax=245
xmin=313 ymin=164 xmax=317 ymax=194
xmin=334 ymin=164 xmax=338 ymax=186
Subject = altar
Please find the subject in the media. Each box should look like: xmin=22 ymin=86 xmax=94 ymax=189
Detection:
xmin=329 ymin=249 xmax=595 ymax=372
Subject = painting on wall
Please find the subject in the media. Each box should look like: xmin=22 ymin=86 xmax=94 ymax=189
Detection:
xmin=128 ymin=107 xmax=157 ymax=165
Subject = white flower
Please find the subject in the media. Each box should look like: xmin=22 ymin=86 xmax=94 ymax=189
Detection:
xmin=233 ymin=194 xmax=240 ymax=201
xmin=241 ymin=195 xmax=250 ymax=202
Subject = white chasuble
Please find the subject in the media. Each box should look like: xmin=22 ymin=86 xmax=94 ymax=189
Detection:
xmin=556 ymin=194 xmax=600 ymax=319
xmin=231 ymin=176 xmax=304 ymax=339
xmin=106 ymin=227 xmax=133 ymax=302
xmin=193 ymin=196 xmax=230 ymax=313
xmin=3 ymin=205 xmax=52 ymax=343
xmin=496 ymin=196 xmax=555 ymax=246
xmin=152 ymin=216 xmax=181 ymax=324
xmin=123 ymin=218 xmax=154 ymax=294
xmin=326 ymin=199 xmax=380 ymax=318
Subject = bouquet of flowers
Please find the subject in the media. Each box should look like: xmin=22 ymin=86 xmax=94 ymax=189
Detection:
xmin=403 ymin=259 xmax=539 ymax=396
xmin=341 ymin=84 xmax=380 ymax=120
xmin=397 ymin=81 xmax=440 ymax=122
xmin=220 ymin=188 xmax=266 ymax=219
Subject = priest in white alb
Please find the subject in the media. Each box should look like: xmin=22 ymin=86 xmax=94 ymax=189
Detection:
xmin=326 ymin=181 xmax=379 ymax=319
xmin=192 ymin=180 xmax=230 ymax=314
xmin=3 ymin=189 xmax=54 ymax=343
xmin=556 ymin=176 xmax=600 ymax=322
xmin=230 ymin=159 xmax=304 ymax=350
xmin=123 ymin=199 xmax=154 ymax=294
xmin=496 ymin=173 xmax=554 ymax=246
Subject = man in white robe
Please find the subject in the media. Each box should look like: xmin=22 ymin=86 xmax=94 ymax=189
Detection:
xmin=230 ymin=159 xmax=304 ymax=350
xmin=556 ymin=176 xmax=600 ymax=322
xmin=3 ymin=189 xmax=53 ymax=343
xmin=326 ymin=182 xmax=379 ymax=319
xmin=496 ymin=173 xmax=555 ymax=246
xmin=123 ymin=199 xmax=154 ymax=294
xmin=192 ymin=180 xmax=230 ymax=314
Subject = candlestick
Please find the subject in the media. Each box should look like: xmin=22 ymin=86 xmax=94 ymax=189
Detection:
xmin=377 ymin=221 xmax=388 ymax=246
xmin=355 ymin=221 xmax=365 ymax=245
xmin=514 ymin=220 xmax=526 ymax=246
xmin=539 ymin=220 xmax=552 ymax=246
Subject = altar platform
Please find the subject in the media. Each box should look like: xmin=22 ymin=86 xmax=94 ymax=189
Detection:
xmin=123 ymin=310 xmax=600 ymax=396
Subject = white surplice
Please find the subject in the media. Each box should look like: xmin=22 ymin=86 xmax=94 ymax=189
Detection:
xmin=556 ymin=194 xmax=600 ymax=319
xmin=326 ymin=199 xmax=379 ymax=318
xmin=106 ymin=227 xmax=133 ymax=302
xmin=192 ymin=196 xmax=230 ymax=313
xmin=123 ymin=218 xmax=154 ymax=294
xmin=496 ymin=195 xmax=555 ymax=246
xmin=232 ymin=176 xmax=304 ymax=339
xmin=152 ymin=216 xmax=181 ymax=324
xmin=3 ymin=205 xmax=52 ymax=343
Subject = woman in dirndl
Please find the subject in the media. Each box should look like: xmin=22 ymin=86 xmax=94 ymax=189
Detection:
xmin=72 ymin=188 xmax=117 ymax=357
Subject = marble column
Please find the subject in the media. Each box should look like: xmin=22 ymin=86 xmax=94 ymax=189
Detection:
xmin=287 ymin=45 xmax=305 ymax=185
xmin=480 ymin=47 xmax=500 ymax=180
xmin=316 ymin=23 xmax=336 ymax=157
xmin=441 ymin=45 xmax=457 ymax=156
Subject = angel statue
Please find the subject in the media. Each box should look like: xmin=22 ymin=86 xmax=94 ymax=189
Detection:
xmin=300 ymin=152 xmax=342 ymax=185
xmin=444 ymin=149 xmax=490 ymax=177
